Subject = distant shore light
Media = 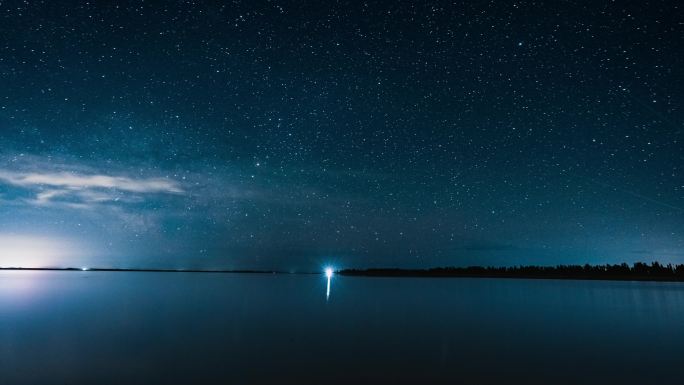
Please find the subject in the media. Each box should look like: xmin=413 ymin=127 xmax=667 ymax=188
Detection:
xmin=81 ymin=267 xmax=89 ymax=271
xmin=325 ymin=267 xmax=334 ymax=278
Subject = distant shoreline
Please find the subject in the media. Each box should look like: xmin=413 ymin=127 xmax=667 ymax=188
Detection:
xmin=339 ymin=263 xmax=684 ymax=282
xmin=3 ymin=263 xmax=684 ymax=282
xmin=0 ymin=267 xmax=283 ymax=274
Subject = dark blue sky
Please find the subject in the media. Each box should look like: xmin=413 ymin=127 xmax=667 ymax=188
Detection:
xmin=0 ymin=0 xmax=682 ymax=270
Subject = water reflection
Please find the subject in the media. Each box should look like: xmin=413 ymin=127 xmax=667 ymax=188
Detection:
xmin=2 ymin=272 xmax=684 ymax=384
xmin=325 ymin=268 xmax=333 ymax=300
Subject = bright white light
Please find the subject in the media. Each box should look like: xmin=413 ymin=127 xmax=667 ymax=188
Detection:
xmin=81 ymin=267 xmax=89 ymax=271
xmin=325 ymin=267 xmax=334 ymax=278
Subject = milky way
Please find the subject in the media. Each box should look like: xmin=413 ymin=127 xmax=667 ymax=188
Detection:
xmin=0 ymin=1 xmax=682 ymax=269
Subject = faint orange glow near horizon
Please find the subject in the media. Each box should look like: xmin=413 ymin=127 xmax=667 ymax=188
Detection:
xmin=0 ymin=234 xmax=78 ymax=268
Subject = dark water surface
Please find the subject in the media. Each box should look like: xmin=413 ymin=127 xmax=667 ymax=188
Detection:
xmin=1 ymin=271 xmax=683 ymax=384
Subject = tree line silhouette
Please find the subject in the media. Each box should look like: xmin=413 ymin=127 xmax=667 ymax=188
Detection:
xmin=339 ymin=262 xmax=684 ymax=281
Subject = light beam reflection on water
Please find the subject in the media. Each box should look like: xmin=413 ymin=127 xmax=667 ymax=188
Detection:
xmin=325 ymin=267 xmax=333 ymax=300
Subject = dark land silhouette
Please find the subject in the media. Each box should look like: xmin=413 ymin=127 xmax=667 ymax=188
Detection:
xmin=3 ymin=262 xmax=684 ymax=281
xmin=340 ymin=262 xmax=684 ymax=282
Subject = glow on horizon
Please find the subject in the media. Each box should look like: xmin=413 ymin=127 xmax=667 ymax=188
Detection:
xmin=0 ymin=234 xmax=77 ymax=268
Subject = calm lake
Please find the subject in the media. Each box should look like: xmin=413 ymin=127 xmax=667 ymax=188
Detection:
xmin=1 ymin=271 xmax=683 ymax=384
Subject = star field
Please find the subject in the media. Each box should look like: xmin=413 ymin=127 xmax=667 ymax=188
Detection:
xmin=0 ymin=1 xmax=682 ymax=269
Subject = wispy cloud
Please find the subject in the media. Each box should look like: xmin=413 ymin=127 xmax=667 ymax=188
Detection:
xmin=0 ymin=170 xmax=183 ymax=193
xmin=0 ymin=169 xmax=183 ymax=208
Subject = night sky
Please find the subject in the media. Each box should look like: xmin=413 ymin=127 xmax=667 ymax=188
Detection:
xmin=0 ymin=1 xmax=682 ymax=270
